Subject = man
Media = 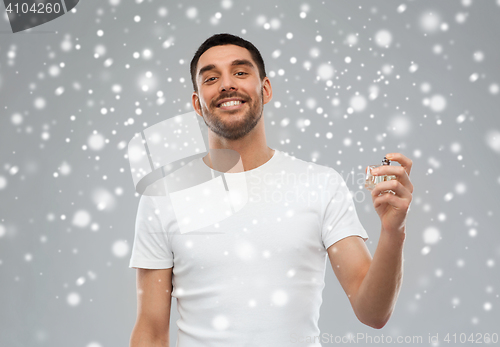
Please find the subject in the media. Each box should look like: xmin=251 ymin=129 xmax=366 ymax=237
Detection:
xmin=129 ymin=33 xmax=413 ymax=346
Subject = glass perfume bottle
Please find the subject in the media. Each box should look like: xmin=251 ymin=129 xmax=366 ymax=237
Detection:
xmin=365 ymin=157 xmax=397 ymax=191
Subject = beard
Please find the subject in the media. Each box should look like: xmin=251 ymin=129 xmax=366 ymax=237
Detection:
xmin=200 ymin=88 xmax=264 ymax=141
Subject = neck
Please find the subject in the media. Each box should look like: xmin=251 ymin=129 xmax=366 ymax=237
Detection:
xmin=204 ymin=117 xmax=274 ymax=172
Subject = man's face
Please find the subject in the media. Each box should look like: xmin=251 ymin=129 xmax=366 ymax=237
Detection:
xmin=192 ymin=44 xmax=272 ymax=140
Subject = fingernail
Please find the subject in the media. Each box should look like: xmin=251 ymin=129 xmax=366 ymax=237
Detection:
xmin=386 ymin=154 xmax=393 ymax=159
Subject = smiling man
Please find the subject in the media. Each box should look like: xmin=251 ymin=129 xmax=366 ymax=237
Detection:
xmin=191 ymin=36 xmax=274 ymax=171
xmin=129 ymin=33 xmax=414 ymax=347
xmin=193 ymin=46 xmax=268 ymax=141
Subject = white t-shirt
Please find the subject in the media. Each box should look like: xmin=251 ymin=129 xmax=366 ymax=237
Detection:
xmin=129 ymin=149 xmax=368 ymax=347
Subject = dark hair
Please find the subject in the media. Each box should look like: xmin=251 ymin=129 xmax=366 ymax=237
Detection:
xmin=190 ymin=33 xmax=267 ymax=92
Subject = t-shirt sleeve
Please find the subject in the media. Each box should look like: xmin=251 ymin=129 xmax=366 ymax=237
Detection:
xmin=321 ymin=169 xmax=369 ymax=250
xmin=129 ymin=194 xmax=174 ymax=269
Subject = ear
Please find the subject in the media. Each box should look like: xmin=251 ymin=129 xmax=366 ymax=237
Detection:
xmin=192 ymin=92 xmax=202 ymax=117
xmin=262 ymin=77 xmax=273 ymax=105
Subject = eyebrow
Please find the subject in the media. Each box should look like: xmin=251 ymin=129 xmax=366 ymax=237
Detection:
xmin=198 ymin=59 xmax=255 ymax=78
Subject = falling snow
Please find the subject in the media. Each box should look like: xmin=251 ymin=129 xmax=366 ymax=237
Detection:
xmin=423 ymin=226 xmax=441 ymax=244
xmin=1 ymin=1 xmax=498 ymax=345
xmin=72 ymin=210 xmax=92 ymax=228
xmin=212 ymin=315 xmax=229 ymax=330
xmin=112 ymin=240 xmax=130 ymax=258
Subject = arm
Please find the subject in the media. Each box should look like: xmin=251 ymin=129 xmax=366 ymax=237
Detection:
xmin=130 ymin=267 xmax=173 ymax=347
xmin=328 ymin=152 xmax=412 ymax=329
xmin=327 ymin=232 xmax=404 ymax=330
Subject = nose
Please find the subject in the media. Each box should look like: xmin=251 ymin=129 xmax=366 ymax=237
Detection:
xmin=219 ymin=74 xmax=237 ymax=93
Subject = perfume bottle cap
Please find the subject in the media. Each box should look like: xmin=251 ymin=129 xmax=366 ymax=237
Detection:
xmin=382 ymin=157 xmax=391 ymax=165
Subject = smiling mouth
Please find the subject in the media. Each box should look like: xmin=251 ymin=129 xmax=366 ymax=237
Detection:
xmin=217 ymin=100 xmax=246 ymax=110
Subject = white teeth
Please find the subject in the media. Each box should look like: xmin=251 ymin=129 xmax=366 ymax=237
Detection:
xmin=220 ymin=100 xmax=242 ymax=107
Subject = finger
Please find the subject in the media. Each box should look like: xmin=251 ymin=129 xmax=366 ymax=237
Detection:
xmin=371 ymin=179 xmax=412 ymax=201
xmin=373 ymin=191 xmax=411 ymax=211
xmin=385 ymin=153 xmax=413 ymax=176
xmin=370 ymin=165 xmax=413 ymax=193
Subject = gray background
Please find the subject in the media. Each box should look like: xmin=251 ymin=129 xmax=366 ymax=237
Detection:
xmin=1 ymin=0 xmax=499 ymax=346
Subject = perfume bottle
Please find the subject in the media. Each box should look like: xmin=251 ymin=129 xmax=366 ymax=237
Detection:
xmin=365 ymin=157 xmax=397 ymax=191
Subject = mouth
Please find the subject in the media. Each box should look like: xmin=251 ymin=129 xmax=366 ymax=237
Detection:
xmin=217 ymin=99 xmax=246 ymax=111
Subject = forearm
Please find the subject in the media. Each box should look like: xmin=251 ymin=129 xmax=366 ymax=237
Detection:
xmin=130 ymin=322 xmax=169 ymax=347
xmin=353 ymin=228 xmax=405 ymax=329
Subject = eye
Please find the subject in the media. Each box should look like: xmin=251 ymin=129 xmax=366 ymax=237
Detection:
xmin=204 ymin=77 xmax=217 ymax=83
xmin=235 ymin=72 xmax=247 ymax=76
